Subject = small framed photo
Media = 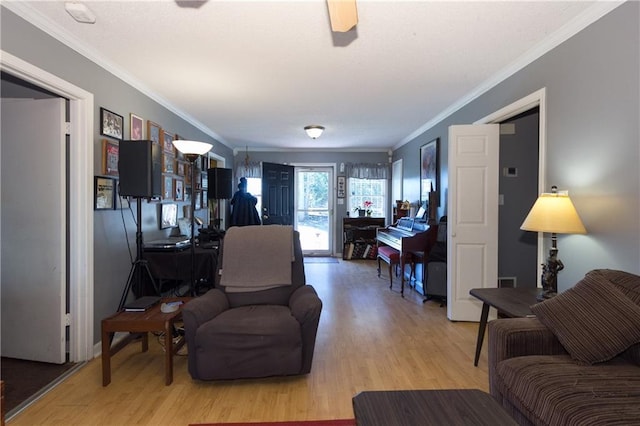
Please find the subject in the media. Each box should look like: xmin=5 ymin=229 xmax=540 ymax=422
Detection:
xmin=177 ymin=162 xmax=186 ymax=176
xmin=163 ymin=131 xmax=175 ymax=154
xmin=163 ymin=154 xmax=175 ymax=174
xmin=100 ymin=107 xmax=123 ymax=140
xmin=94 ymin=176 xmax=116 ymax=210
xmin=160 ymin=203 xmax=178 ymax=229
xmin=130 ymin=113 xmax=144 ymax=140
xmin=337 ymin=176 xmax=346 ymax=198
xmin=102 ymin=139 xmax=119 ymax=176
xmin=163 ymin=175 xmax=173 ymax=200
xmin=147 ymin=121 xmax=161 ymax=145
xmin=175 ymin=179 xmax=184 ymax=201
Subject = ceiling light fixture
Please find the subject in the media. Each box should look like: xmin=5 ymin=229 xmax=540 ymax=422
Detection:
xmin=64 ymin=2 xmax=96 ymax=24
xmin=304 ymin=125 xmax=325 ymax=140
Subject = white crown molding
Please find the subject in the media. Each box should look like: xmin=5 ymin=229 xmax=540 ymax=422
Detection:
xmin=394 ymin=1 xmax=625 ymax=150
xmin=3 ymin=1 xmax=230 ymax=149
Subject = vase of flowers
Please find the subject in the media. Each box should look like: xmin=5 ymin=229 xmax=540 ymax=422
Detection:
xmin=354 ymin=201 xmax=373 ymax=217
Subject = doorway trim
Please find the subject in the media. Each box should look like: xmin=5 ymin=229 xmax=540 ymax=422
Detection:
xmin=475 ymin=87 xmax=547 ymax=283
xmin=291 ymin=162 xmax=336 ymax=256
xmin=1 ymin=50 xmax=95 ymax=362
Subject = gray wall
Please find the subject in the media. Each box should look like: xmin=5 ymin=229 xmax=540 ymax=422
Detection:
xmin=394 ymin=2 xmax=640 ymax=291
xmin=1 ymin=7 xmax=233 ymax=342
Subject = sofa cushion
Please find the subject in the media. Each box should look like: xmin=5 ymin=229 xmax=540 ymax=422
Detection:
xmin=531 ymin=274 xmax=640 ymax=365
xmin=495 ymin=354 xmax=640 ymax=426
xmin=587 ymin=269 xmax=640 ymax=304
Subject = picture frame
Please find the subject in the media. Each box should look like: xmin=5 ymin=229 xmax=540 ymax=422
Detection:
xmin=101 ymin=139 xmax=119 ymax=176
xmin=147 ymin=120 xmax=161 ymax=145
xmin=130 ymin=113 xmax=144 ymax=140
xmin=94 ymin=176 xmax=116 ymax=210
xmin=160 ymin=203 xmax=178 ymax=229
xmin=163 ymin=130 xmax=175 ymax=154
xmin=177 ymin=161 xmax=186 ymax=176
xmin=163 ymin=153 xmax=175 ymax=174
xmin=100 ymin=107 xmax=123 ymax=140
xmin=337 ymin=176 xmax=346 ymax=198
xmin=420 ymin=137 xmax=439 ymax=205
xmin=163 ymin=175 xmax=173 ymax=200
xmin=174 ymin=179 xmax=184 ymax=201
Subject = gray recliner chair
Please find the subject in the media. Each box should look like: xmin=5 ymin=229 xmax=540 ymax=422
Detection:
xmin=182 ymin=227 xmax=322 ymax=380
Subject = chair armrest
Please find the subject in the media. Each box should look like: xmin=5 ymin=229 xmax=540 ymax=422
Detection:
xmin=182 ymin=289 xmax=229 ymax=334
xmin=289 ymin=285 xmax=322 ymax=324
xmin=488 ymin=317 xmax=567 ymax=393
xmin=289 ymin=285 xmax=323 ymax=374
xmin=488 ymin=317 xmax=566 ymax=362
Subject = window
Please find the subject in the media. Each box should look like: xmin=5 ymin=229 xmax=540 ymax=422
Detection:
xmin=245 ymin=177 xmax=262 ymax=215
xmin=348 ymin=178 xmax=387 ymax=218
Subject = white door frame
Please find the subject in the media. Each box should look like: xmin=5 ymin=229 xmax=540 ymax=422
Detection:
xmin=1 ymin=50 xmax=95 ymax=362
xmin=291 ymin=162 xmax=336 ymax=256
xmin=475 ymin=88 xmax=547 ymax=282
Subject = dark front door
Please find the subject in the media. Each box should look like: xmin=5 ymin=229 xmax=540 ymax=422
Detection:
xmin=262 ymin=162 xmax=294 ymax=225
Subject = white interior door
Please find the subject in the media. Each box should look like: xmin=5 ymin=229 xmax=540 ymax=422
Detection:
xmin=447 ymin=124 xmax=499 ymax=322
xmin=1 ymin=98 xmax=66 ymax=363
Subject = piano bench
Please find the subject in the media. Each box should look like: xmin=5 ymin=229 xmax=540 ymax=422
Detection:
xmin=377 ymin=246 xmax=413 ymax=295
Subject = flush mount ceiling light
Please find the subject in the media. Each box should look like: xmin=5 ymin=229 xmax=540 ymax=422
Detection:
xmin=304 ymin=125 xmax=325 ymax=140
xmin=64 ymin=2 xmax=96 ymax=24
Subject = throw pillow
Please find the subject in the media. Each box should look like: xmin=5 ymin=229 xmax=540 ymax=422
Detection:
xmin=531 ymin=274 xmax=640 ymax=365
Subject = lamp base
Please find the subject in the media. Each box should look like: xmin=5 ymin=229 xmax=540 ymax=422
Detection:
xmin=536 ymin=289 xmax=557 ymax=302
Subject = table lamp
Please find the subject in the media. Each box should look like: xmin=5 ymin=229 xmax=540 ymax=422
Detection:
xmin=172 ymin=140 xmax=213 ymax=296
xmin=520 ymin=186 xmax=586 ymax=301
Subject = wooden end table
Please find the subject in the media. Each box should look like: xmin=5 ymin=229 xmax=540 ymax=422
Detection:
xmin=353 ymin=389 xmax=517 ymax=426
xmin=101 ymin=297 xmax=191 ymax=386
xmin=469 ymin=287 xmax=541 ymax=366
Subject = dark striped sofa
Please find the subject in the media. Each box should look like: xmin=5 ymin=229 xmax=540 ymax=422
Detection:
xmin=488 ymin=269 xmax=640 ymax=426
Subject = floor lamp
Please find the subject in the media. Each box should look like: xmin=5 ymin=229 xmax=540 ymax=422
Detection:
xmin=172 ymin=140 xmax=213 ymax=296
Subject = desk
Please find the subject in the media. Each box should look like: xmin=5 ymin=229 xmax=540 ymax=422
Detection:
xmin=469 ymin=287 xmax=541 ymax=366
xmin=142 ymin=246 xmax=218 ymax=295
xmin=101 ymin=297 xmax=191 ymax=386
xmin=352 ymin=389 xmax=517 ymax=426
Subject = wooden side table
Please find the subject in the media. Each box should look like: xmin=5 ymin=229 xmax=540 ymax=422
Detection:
xmin=101 ymin=297 xmax=191 ymax=386
xmin=469 ymin=287 xmax=541 ymax=366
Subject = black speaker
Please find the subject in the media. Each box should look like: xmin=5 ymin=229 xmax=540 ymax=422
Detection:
xmin=207 ymin=167 xmax=233 ymax=199
xmin=118 ymin=140 xmax=161 ymax=197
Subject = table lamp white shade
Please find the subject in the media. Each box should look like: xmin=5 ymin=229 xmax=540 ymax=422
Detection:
xmin=520 ymin=192 xmax=586 ymax=235
xmin=172 ymin=140 xmax=213 ymax=155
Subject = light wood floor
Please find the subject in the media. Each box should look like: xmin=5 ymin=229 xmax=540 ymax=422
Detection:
xmin=9 ymin=260 xmax=489 ymax=425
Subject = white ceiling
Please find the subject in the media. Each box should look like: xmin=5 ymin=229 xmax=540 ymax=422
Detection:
xmin=6 ymin=1 xmax=620 ymax=152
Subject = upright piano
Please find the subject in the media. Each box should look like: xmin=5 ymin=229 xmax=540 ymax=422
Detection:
xmin=377 ymin=217 xmax=431 ymax=295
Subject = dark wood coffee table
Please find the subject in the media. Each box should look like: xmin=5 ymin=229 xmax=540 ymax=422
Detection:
xmin=353 ymin=389 xmax=517 ymax=425
xmin=101 ymin=297 xmax=191 ymax=386
xmin=469 ymin=287 xmax=541 ymax=366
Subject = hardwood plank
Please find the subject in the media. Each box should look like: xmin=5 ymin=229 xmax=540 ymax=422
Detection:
xmin=9 ymin=260 xmax=489 ymax=425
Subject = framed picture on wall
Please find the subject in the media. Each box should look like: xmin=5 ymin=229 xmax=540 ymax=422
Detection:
xmin=100 ymin=107 xmax=123 ymax=140
xmin=163 ymin=131 xmax=175 ymax=154
xmin=163 ymin=175 xmax=173 ymax=200
xmin=337 ymin=176 xmax=346 ymax=198
xmin=101 ymin=139 xmax=119 ymax=176
xmin=94 ymin=176 xmax=116 ymax=210
xmin=420 ymin=137 xmax=439 ymax=205
xmin=147 ymin=120 xmax=161 ymax=145
xmin=163 ymin=153 xmax=175 ymax=174
xmin=130 ymin=113 xmax=144 ymax=140
xmin=160 ymin=203 xmax=178 ymax=229
xmin=175 ymin=179 xmax=184 ymax=201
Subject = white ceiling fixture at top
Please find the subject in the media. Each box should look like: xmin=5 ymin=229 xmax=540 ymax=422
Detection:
xmin=327 ymin=0 xmax=358 ymax=32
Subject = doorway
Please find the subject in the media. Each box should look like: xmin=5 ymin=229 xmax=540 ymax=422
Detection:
xmin=295 ymin=166 xmax=334 ymax=256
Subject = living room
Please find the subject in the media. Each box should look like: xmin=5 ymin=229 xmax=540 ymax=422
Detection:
xmin=1 ymin=1 xmax=639 ymax=425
